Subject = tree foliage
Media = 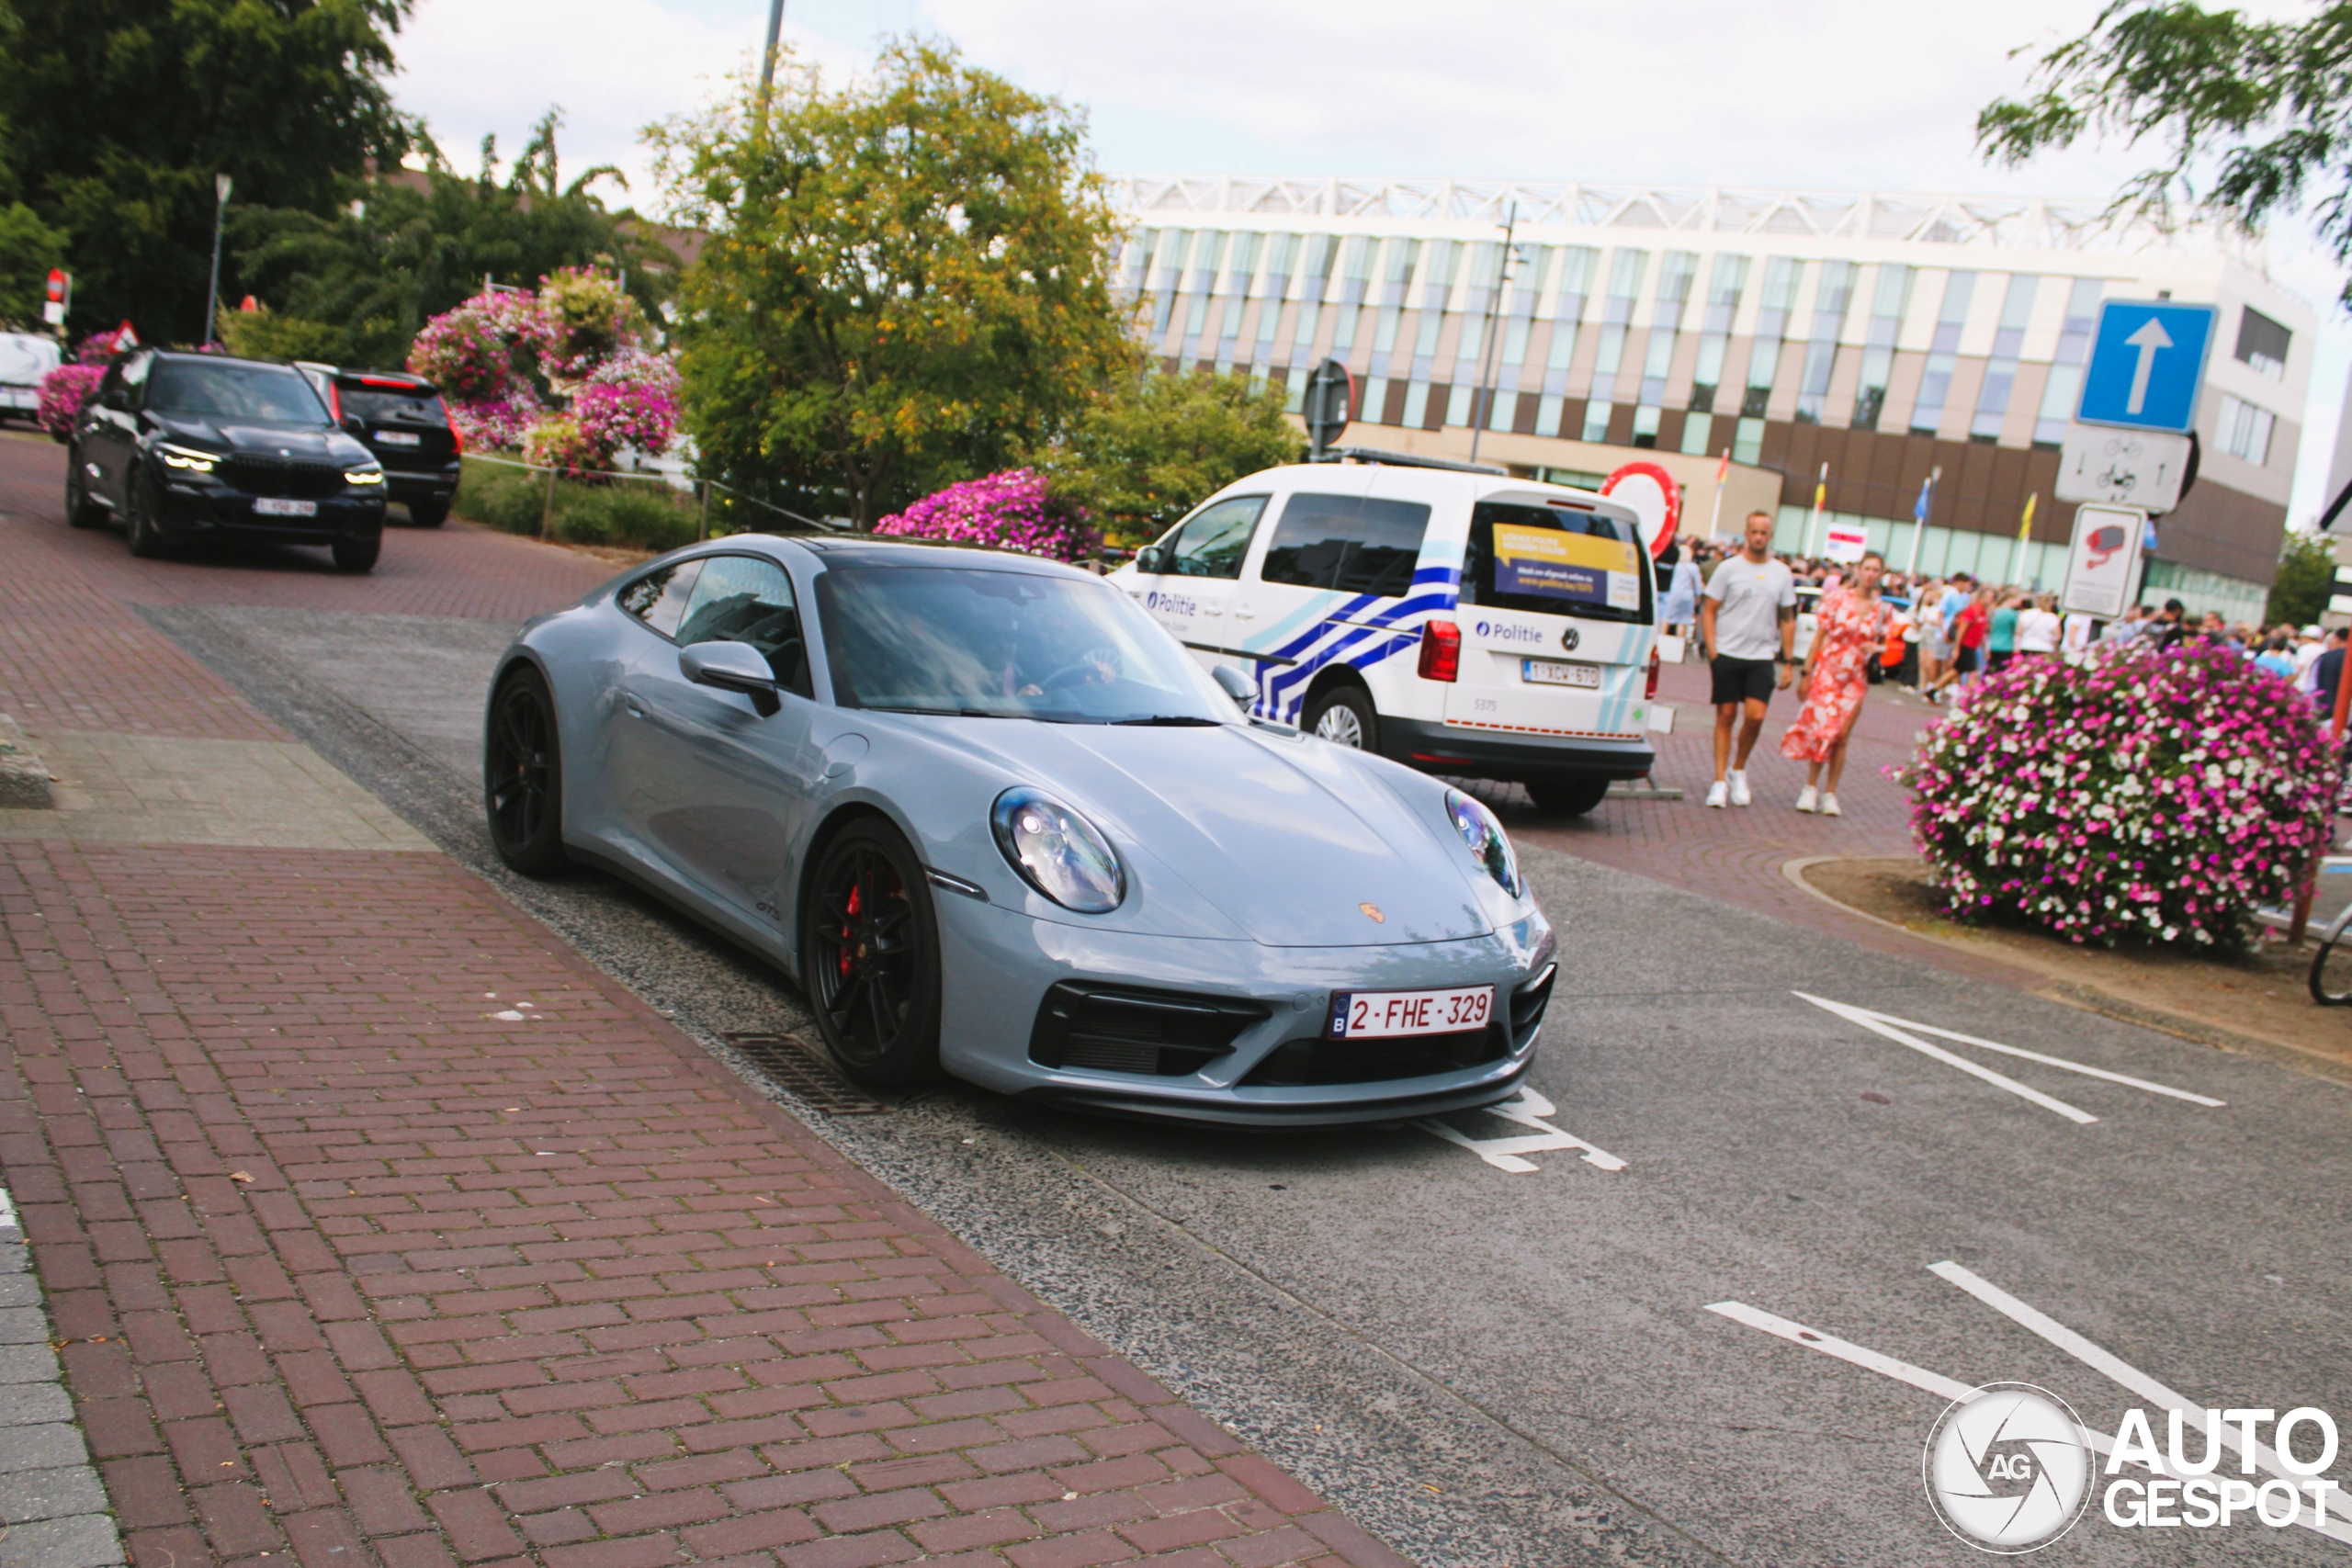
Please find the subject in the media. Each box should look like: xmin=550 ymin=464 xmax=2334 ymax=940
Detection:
xmin=1035 ymin=366 xmax=1302 ymax=544
xmin=227 ymin=115 xmax=669 ymax=371
xmin=2266 ymin=528 xmax=2337 ymax=626
xmin=0 ymin=200 xmax=70 ymax=328
xmin=650 ymin=39 xmax=1134 ymax=525
xmin=1979 ymin=2 xmax=2352 ymax=302
xmin=0 ymin=0 xmax=419 ymax=340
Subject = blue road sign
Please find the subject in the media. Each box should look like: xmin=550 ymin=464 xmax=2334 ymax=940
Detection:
xmin=2075 ymin=299 xmax=2217 ymax=434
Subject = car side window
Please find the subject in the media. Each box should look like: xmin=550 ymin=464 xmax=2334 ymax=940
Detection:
xmin=1259 ymin=493 xmax=1433 ymax=597
xmin=674 ymin=554 xmax=812 ymax=698
xmin=1156 ymin=495 xmax=1267 ymax=579
xmin=617 ymin=558 xmax=705 ymax=638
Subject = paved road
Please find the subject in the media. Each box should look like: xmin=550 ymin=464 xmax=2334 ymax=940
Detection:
xmin=10 ymin=434 xmax=2352 ymax=1564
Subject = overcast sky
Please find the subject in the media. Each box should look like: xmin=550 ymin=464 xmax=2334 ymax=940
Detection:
xmin=390 ymin=0 xmax=2352 ymax=527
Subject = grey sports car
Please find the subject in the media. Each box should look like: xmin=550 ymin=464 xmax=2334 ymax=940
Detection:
xmin=483 ymin=534 xmax=1556 ymax=1126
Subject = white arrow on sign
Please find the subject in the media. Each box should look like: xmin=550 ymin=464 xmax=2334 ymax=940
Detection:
xmin=2124 ymin=317 xmax=2173 ymax=414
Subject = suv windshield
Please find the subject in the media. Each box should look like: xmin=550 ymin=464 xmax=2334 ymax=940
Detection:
xmin=1462 ymin=502 xmax=1653 ymax=625
xmin=148 ymin=360 xmax=327 ymax=423
xmin=816 ymin=566 xmax=1227 ymax=724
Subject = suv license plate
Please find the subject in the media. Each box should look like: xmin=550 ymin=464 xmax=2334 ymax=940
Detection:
xmin=1522 ymin=658 xmax=1601 ymax=689
xmin=254 ymin=498 xmax=317 ymax=517
xmin=375 ymin=431 xmax=421 ymax=446
xmin=1329 ymin=985 xmax=1494 ymax=1039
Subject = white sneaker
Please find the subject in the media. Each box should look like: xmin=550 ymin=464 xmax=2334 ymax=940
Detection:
xmin=1795 ymin=785 xmax=1818 ymax=813
xmin=1728 ymin=770 xmax=1752 ymax=807
xmin=1820 ymin=793 xmax=1842 ymax=817
xmin=1705 ymin=780 xmax=1728 ymax=809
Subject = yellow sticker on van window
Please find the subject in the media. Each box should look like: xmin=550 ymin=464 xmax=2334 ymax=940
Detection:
xmin=1491 ymin=523 xmax=1638 ymax=606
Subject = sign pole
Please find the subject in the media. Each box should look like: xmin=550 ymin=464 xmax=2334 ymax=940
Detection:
xmin=1707 ymin=448 xmax=1729 ymax=541
xmin=1806 ymin=462 xmax=1827 ymax=557
xmin=202 ymin=174 xmax=232 ymax=347
xmin=1465 ymin=202 xmax=1518 ymax=467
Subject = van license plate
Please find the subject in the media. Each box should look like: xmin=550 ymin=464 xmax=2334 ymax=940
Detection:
xmin=254 ymin=498 xmax=317 ymax=517
xmin=1329 ymin=986 xmax=1494 ymax=1039
xmin=1522 ymin=659 xmax=1600 ymax=689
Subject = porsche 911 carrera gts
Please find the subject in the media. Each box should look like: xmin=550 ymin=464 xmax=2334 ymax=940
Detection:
xmin=483 ymin=535 xmax=1555 ymax=1125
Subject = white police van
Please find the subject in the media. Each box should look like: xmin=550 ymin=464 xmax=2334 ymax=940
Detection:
xmin=1111 ymin=456 xmax=1659 ymax=816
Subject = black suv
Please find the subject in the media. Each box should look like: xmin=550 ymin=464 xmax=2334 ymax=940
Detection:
xmin=298 ymin=365 xmax=462 ymax=525
xmin=66 ymin=350 xmax=387 ymax=571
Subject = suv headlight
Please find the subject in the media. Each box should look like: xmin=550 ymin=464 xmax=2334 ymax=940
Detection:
xmin=345 ymin=466 xmax=385 ymax=485
xmin=992 ymin=787 xmax=1125 ymax=912
xmin=158 ymin=443 xmax=219 ymax=473
xmin=1445 ymin=787 xmax=1522 ymax=898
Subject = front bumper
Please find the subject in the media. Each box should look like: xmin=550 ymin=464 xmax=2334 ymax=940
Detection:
xmin=936 ymin=894 xmax=1555 ymax=1127
xmin=1380 ymin=716 xmax=1656 ymax=783
xmin=154 ymin=475 xmax=385 ymax=541
xmin=384 ymin=464 xmax=459 ymax=504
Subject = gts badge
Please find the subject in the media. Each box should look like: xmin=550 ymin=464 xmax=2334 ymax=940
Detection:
xmin=753 ymin=899 xmax=785 ymax=922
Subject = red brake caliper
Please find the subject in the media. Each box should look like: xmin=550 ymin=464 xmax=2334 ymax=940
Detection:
xmin=838 ymin=883 xmax=860 ymax=979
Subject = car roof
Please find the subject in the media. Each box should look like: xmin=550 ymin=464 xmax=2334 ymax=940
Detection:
xmin=1233 ymin=461 xmax=1642 ymax=522
xmin=146 ymin=349 xmax=306 ymax=372
xmin=786 ymin=536 xmax=1098 ymax=577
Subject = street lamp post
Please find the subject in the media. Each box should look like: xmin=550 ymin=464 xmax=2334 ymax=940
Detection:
xmin=757 ymin=0 xmax=787 ymax=118
xmin=202 ymin=173 xmax=232 ymax=347
xmin=1465 ymin=201 xmax=1519 ymax=467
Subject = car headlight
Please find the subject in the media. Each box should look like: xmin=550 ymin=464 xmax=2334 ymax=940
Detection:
xmin=158 ymin=443 xmax=219 ymax=473
xmin=345 ymin=466 xmax=385 ymax=485
xmin=1445 ymin=787 xmax=1522 ymax=898
xmin=992 ymin=787 xmax=1125 ymax=912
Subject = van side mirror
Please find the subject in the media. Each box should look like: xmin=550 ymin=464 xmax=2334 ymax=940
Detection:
xmin=1211 ymin=665 xmax=1254 ymax=709
xmin=680 ymin=639 xmax=782 ymax=716
xmin=1136 ymin=544 xmax=1170 ymax=575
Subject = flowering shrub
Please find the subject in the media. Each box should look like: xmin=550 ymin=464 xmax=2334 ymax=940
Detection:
xmin=519 ymin=412 xmax=604 ymax=477
xmin=1899 ymin=640 xmax=2336 ymax=947
xmin=447 ymin=387 xmax=544 ymax=452
xmin=874 ymin=469 xmax=1098 ymax=561
xmin=531 ymin=267 xmax=646 ymax=380
xmin=407 ymin=290 xmax=544 ymax=403
xmin=572 ymin=349 xmax=680 ymax=458
xmin=35 ymin=365 xmax=103 ymax=440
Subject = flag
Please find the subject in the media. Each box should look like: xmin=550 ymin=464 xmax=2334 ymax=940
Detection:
xmin=1813 ymin=468 xmax=1826 ymax=511
xmin=2018 ymin=492 xmax=2037 ymax=541
xmin=1714 ymin=449 xmax=1731 ymax=485
xmin=1914 ymin=475 xmax=1933 ymax=523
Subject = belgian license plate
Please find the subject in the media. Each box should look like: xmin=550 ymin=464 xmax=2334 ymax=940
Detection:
xmin=375 ymin=431 xmax=421 ymax=446
xmin=254 ymin=498 xmax=317 ymax=517
xmin=1522 ymin=658 xmax=1600 ymax=689
xmin=1329 ymin=985 xmax=1494 ymax=1040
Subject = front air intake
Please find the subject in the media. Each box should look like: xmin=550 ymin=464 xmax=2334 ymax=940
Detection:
xmin=1029 ymin=984 xmax=1270 ymax=1077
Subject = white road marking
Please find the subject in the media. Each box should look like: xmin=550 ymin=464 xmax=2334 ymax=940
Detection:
xmin=0 ymin=1186 xmax=16 ymax=1233
xmin=1414 ymin=1088 xmax=1625 ymax=1175
xmin=1842 ymin=1007 xmax=2224 ymax=1106
xmin=1796 ymin=992 xmax=2097 ymax=1122
xmin=1710 ymin=1280 xmax=2352 ymax=1545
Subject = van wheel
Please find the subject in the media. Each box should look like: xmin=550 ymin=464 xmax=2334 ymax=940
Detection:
xmin=1526 ymin=775 xmax=1612 ymax=817
xmin=1306 ymin=686 xmax=1378 ymax=751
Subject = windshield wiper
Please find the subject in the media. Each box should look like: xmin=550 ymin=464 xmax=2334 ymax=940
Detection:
xmin=865 ymin=705 xmax=1006 ymax=718
xmin=1109 ymin=715 xmax=1223 ymax=727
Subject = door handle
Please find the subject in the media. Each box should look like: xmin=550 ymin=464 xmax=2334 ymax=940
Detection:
xmin=1234 ymin=605 xmax=1256 ymax=619
xmin=623 ymin=694 xmax=650 ymax=717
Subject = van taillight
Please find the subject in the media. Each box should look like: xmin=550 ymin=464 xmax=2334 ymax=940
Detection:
xmin=1646 ymin=643 xmax=1661 ymax=700
xmin=449 ymin=419 xmax=465 ymax=454
xmin=1419 ymin=619 xmax=1461 ymax=682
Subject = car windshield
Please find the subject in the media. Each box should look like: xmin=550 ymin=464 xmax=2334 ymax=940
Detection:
xmin=147 ymin=360 xmax=327 ymax=423
xmin=815 ymin=566 xmax=1228 ymax=724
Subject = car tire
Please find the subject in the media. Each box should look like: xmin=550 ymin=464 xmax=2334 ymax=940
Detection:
xmin=332 ymin=535 xmax=381 ymax=572
xmin=483 ymin=666 xmax=569 ymax=875
xmin=124 ymin=472 xmax=168 ymax=558
xmin=406 ymin=501 xmax=448 ymax=528
xmin=64 ymin=455 xmax=102 ymax=528
xmin=801 ymin=818 xmax=943 ymax=1093
xmin=1306 ymin=685 xmax=1379 ymax=751
xmin=1526 ymin=774 xmax=1613 ymax=818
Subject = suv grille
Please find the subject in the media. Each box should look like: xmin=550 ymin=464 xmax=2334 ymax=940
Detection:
xmin=220 ymin=456 xmax=346 ymax=500
xmin=1029 ymin=984 xmax=1269 ymax=1077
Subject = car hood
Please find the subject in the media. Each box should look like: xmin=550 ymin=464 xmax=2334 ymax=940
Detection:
xmin=951 ymin=720 xmax=1496 ymax=948
xmin=153 ymin=413 xmax=368 ymax=462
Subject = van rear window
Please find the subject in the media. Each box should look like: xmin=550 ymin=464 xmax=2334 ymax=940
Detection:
xmin=1260 ymin=493 xmax=1432 ymax=597
xmin=1463 ymin=502 xmax=1652 ymax=625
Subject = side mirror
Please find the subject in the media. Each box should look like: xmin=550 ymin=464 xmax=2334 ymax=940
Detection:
xmin=1211 ymin=665 xmax=1255 ymax=710
xmin=340 ymin=414 xmax=368 ymax=436
xmin=680 ymin=639 xmax=782 ymax=716
xmin=1136 ymin=545 xmax=1170 ymax=575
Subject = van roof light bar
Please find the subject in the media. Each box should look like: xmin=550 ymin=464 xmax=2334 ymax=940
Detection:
xmin=1329 ymin=446 xmax=1508 ymax=477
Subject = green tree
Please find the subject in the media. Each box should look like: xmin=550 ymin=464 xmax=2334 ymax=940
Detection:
xmin=1978 ymin=2 xmax=2352 ymax=302
xmin=1035 ymin=365 xmax=1302 ymax=544
xmin=226 ymin=113 xmax=670 ymax=370
xmin=0 ymin=200 xmax=69 ymax=327
xmin=0 ymin=0 xmax=416 ymax=341
xmin=2267 ymin=529 xmax=2335 ymax=626
xmin=650 ymin=40 xmax=1133 ymax=525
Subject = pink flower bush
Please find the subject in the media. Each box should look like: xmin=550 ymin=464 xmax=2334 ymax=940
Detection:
xmin=874 ymin=469 xmax=1098 ymax=562
xmin=409 ymin=278 xmax=672 ymax=462
xmin=530 ymin=267 xmax=647 ymax=380
xmin=447 ymin=387 xmax=545 ymax=452
xmin=519 ymin=412 xmax=603 ymax=477
xmin=35 ymin=365 xmax=103 ymax=440
xmin=407 ymin=290 xmax=544 ymax=404
xmin=1897 ymin=640 xmax=2336 ymax=947
xmin=572 ymin=350 xmax=680 ymax=458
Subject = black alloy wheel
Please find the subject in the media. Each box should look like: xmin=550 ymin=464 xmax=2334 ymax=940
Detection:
xmin=483 ymin=668 xmax=567 ymax=874
xmin=1526 ymin=774 xmax=1613 ymax=818
xmin=64 ymin=456 xmax=102 ymax=528
xmin=124 ymin=471 xmax=167 ymax=558
xmin=803 ymin=818 xmax=942 ymax=1091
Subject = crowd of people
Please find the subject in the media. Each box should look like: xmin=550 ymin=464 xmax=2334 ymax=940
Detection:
xmin=1656 ymin=513 xmax=2348 ymax=816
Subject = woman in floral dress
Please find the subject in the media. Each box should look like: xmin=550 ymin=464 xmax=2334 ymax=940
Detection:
xmin=1781 ymin=550 xmax=1891 ymax=816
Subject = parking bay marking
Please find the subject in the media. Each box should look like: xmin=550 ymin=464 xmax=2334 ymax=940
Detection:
xmin=1794 ymin=992 xmax=2224 ymax=1123
xmin=1708 ymin=1268 xmax=2352 ymax=1545
xmin=1413 ymin=1087 xmax=1626 ymax=1174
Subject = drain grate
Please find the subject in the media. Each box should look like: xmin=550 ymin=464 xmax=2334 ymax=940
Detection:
xmin=720 ymin=1032 xmax=892 ymax=1115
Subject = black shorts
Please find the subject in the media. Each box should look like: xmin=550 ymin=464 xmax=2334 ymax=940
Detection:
xmin=1711 ymin=655 xmax=1778 ymax=705
xmin=1955 ymin=644 xmax=1981 ymax=674
xmin=1985 ymin=649 xmax=2014 ymax=672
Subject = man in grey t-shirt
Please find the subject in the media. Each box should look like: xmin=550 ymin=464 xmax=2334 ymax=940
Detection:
xmin=1697 ymin=511 xmax=1796 ymax=807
